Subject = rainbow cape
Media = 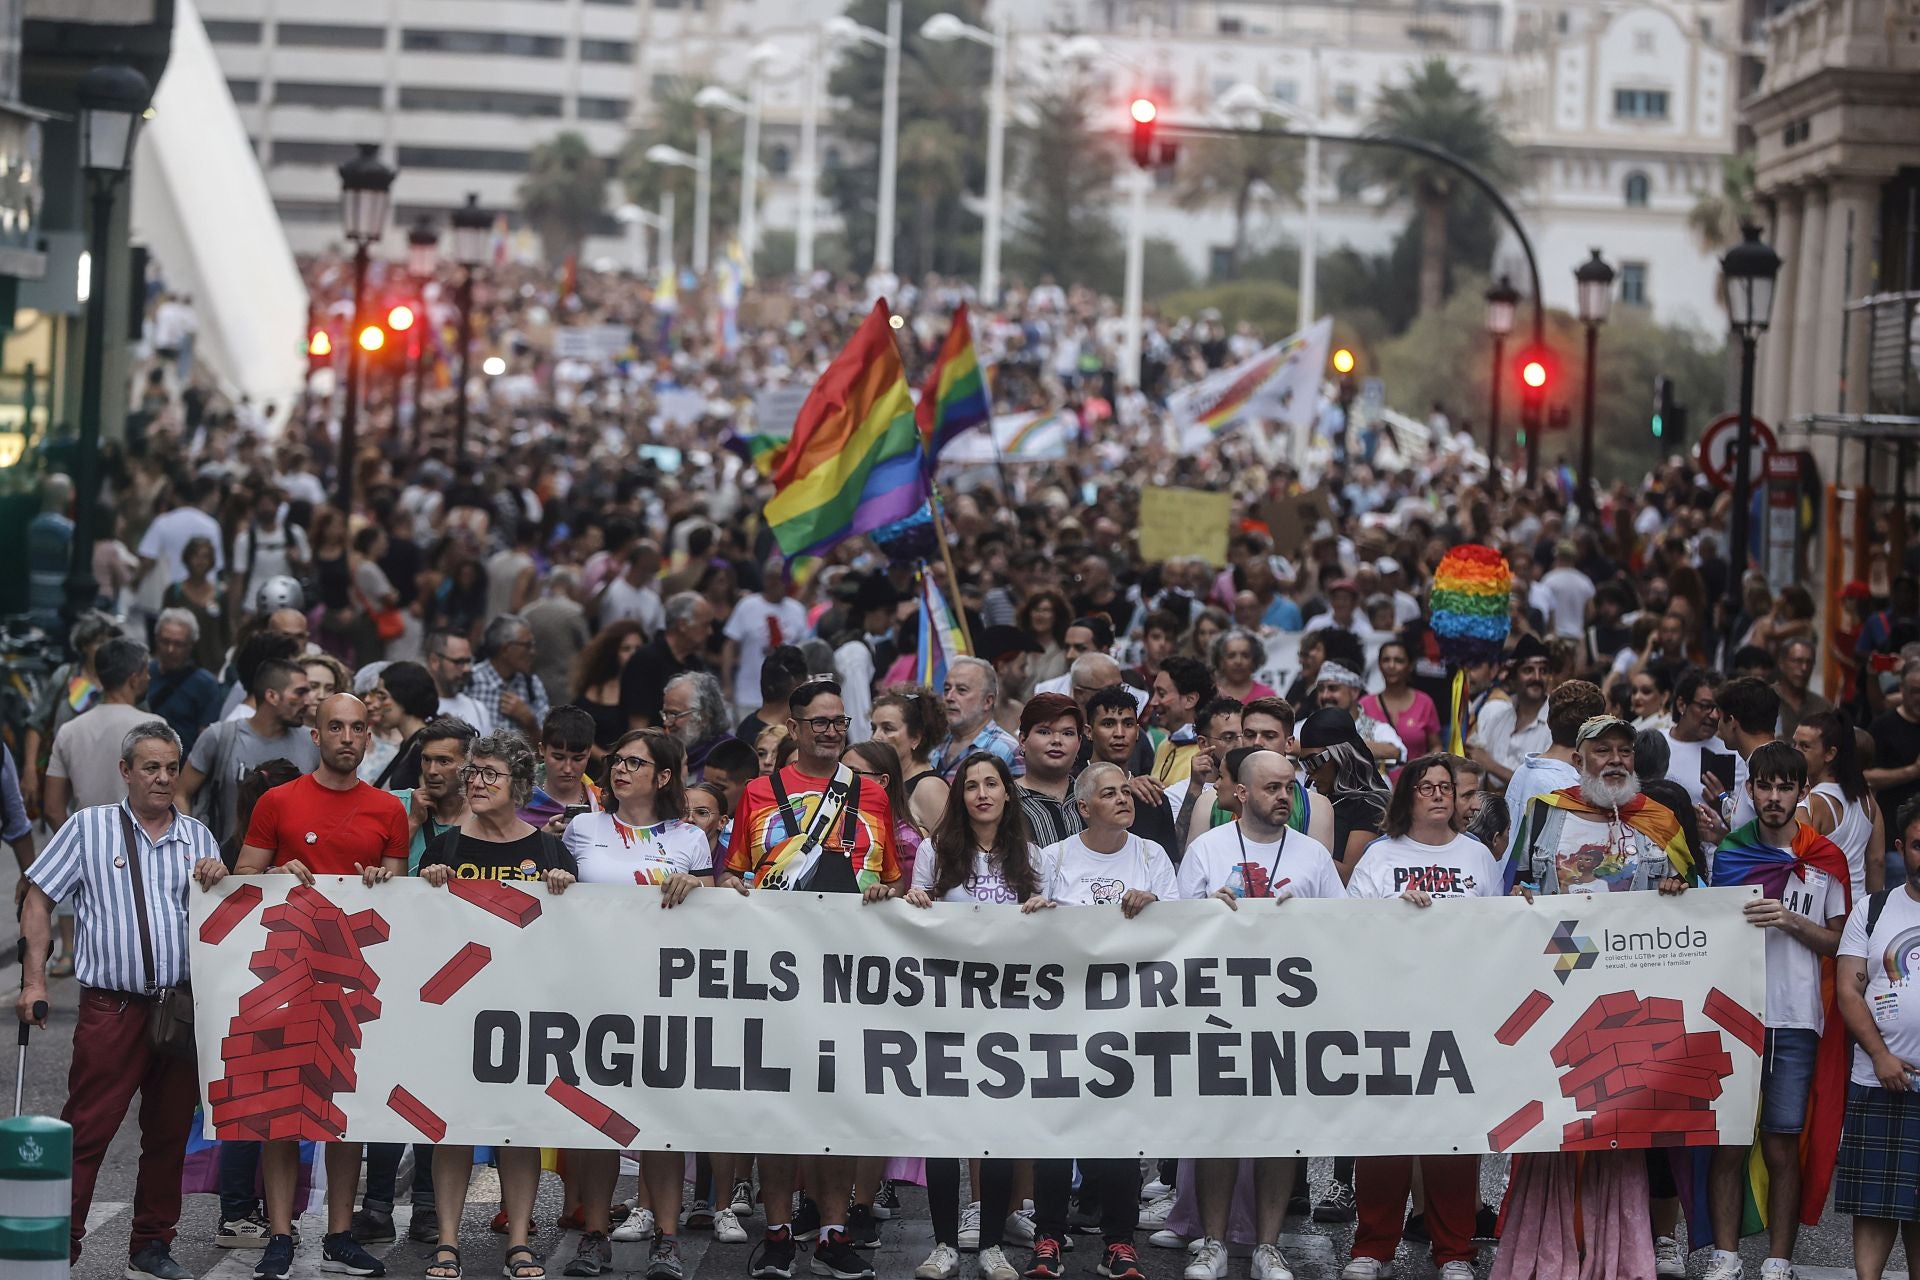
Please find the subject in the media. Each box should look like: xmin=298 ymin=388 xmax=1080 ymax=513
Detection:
xmin=916 ymin=303 xmax=991 ymax=463
xmin=766 ymin=301 xmax=929 ymax=558
xmin=1508 ymin=788 xmax=1699 ymax=890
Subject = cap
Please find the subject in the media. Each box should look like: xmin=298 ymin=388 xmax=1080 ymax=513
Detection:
xmin=1328 ymin=578 xmax=1359 ymax=597
xmin=1314 ymin=661 xmax=1366 ymax=690
xmin=1510 ymin=633 xmax=1549 ymax=664
xmin=1375 ymin=556 xmax=1402 ymax=576
xmin=1297 ymin=707 xmax=1367 ymax=752
xmin=1842 ymin=580 xmax=1871 ymax=601
xmin=1575 ymin=714 xmax=1635 ymax=745
xmin=979 ymin=625 xmax=1044 ymax=663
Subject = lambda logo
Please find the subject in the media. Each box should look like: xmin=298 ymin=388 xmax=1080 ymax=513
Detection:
xmin=1544 ymin=919 xmax=1598 ymax=984
xmin=17 ymin=1135 xmax=42 ymax=1166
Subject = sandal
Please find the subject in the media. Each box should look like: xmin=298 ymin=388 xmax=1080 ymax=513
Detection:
xmin=503 ymin=1243 xmax=545 ymax=1279
xmin=426 ymin=1244 xmax=462 ymax=1279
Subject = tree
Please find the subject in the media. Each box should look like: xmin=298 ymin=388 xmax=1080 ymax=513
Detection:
xmin=618 ymin=78 xmax=744 ymax=267
xmin=1007 ymin=89 xmax=1122 ymax=291
xmin=1352 ymin=59 xmax=1514 ymax=319
xmin=1173 ymin=119 xmax=1303 ymax=279
xmin=894 ymin=118 xmax=971 ymax=280
xmin=1688 ymin=153 xmax=1756 ymax=253
xmin=519 ymin=132 xmax=608 ymax=267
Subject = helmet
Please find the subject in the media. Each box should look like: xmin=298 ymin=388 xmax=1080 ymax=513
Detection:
xmin=255 ymin=576 xmax=305 ymax=614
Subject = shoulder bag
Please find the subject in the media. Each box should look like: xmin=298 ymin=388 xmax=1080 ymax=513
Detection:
xmin=119 ymin=807 xmax=197 ymax=1060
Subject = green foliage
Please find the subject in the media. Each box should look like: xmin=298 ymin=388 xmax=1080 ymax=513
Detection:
xmin=1156 ymin=280 xmax=1300 ymax=334
xmin=518 ymin=132 xmax=609 ymax=267
xmin=1688 ymin=152 xmax=1755 ymax=254
xmin=1172 ymin=119 xmax=1304 ymax=279
xmin=1007 ymin=88 xmax=1121 ymax=292
xmin=1142 ymin=237 xmax=1196 ymax=300
xmin=617 ymin=78 xmax=744 ymax=265
xmin=754 ymin=229 xmax=854 ymax=280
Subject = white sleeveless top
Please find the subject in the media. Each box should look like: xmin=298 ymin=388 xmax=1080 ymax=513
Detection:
xmin=1809 ymin=781 xmax=1870 ymax=898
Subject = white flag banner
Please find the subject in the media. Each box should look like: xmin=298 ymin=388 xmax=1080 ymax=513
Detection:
xmin=936 ymin=410 xmax=1075 ymax=466
xmin=189 ymin=880 xmax=1765 ymax=1159
xmin=1169 ymin=316 xmax=1333 ymax=465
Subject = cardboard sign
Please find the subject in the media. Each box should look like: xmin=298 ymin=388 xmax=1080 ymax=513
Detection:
xmin=1138 ymin=487 xmax=1233 ymax=567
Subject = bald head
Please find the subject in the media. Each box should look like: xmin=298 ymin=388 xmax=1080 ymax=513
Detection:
xmin=1070 ymin=654 xmax=1124 ymax=708
xmin=312 ymin=692 xmax=373 ymax=779
xmin=1234 ymin=749 xmax=1296 ymax=840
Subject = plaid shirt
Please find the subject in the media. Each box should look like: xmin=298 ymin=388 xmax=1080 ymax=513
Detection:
xmin=466 ymin=660 xmax=550 ymax=737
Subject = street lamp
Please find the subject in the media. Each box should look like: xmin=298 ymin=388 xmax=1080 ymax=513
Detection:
xmin=923 ymin=7 xmax=1009 ymax=304
xmin=1483 ymin=274 xmax=1519 ymax=475
xmin=335 ymin=142 xmax=395 ymax=514
xmin=63 ymin=62 xmax=151 ymax=631
xmin=1573 ymin=248 xmax=1615 ymax=512
xmin=826 ymin=2 xmax=902 ymax=277
xmin=405 ymin=216 xmax=438 ymax=449
xmin=449 ymin=192 xmax=491 ymax=468
xmin=695 ymin=72 xmax=768 ymax=271
xmin=1720 ymin=222 xmax=1783 ymax=638
xmin=647 ymin=137 xmax=711 ymax=275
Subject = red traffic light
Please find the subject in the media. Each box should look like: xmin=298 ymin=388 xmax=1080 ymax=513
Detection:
xmin=1130 ymin=97 xmax=1159 ymax=168
xmin=386 ymin=304 xmax=415 ymax=332
xmin=308 ymin=329 xmax=332 ymax=358
xmin=358 ymin=324 xmax=386 ymax=353
xmin=1130 ymin=97 xmax=1157 ymax=124
xmin=1521 ymin=359 xmax=1546 ymax=389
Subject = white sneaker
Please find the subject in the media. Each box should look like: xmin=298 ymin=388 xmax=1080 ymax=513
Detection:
xmin=1758 ymin=1260 xmax=1794 ymax=1280
xmin=916 ymin=1244 xmax=962 ymax=1280
xmin=1142 ymin=1179 xmax=1172 ymax=1201
xmin=1006 ymin=1209 xmax=1036 ymax=1245
xmin=714 ymin=1208 xmax=749 ymax=1244
xmin=1137 ymin=1192 xmax=1176 ymax=1229
xmin=1438 ymin=1264 xmax=1475 ymax=1280
xmin=976 ymin=1246 xmax=1016 ymax=1280
xmin=1653 ymin=1237 xmax=1686 ymax=1279
xmin=1339 ymin=1261 xmax=1390 ymax=1280
xmin=1184 ymin=1238 xmax=1228 ymax=1280
xmin=957 ymin=1202 xmax=982 ymax=1252
xmin=612 ymin=1206 xmax=657 ymax=1242
xmin=1147 ymin=1231 xmax=1185 ymax=1251
xmin=1703 ymin=1255 xmax=1744 ymax=1280
xmin=1251 ymin=1245 xmax=1293 ymax=1280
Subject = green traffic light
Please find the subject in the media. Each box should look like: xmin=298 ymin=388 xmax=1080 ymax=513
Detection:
xmin=1652 ymin=413 xmax=1663 ymax=439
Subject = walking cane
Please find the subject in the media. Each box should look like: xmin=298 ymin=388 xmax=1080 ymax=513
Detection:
xmin=14 ymin=936 xmax=46 ymax=1118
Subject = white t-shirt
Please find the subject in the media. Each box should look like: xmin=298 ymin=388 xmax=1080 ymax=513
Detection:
xmin=910 ymin=843 xmax=1056 ymax=904
xmin=1766 ymin=860 xmax=1848 ymax=1032
xmin=1663 ymin=732 xmax=1746 ymax=809
xmin=563 ymin=812 xmax=711 ymax=886
xmin=1470 ymin=698 xmax=1550 ymax=777
xmin=725 ymin=594 xmax=810 ymax=708
xmin=1539 ymin=567 xmax=1595 ymax=639
xmin=1176 ymin=823 xmax=1346 ymax=902
xmin=1043 ymin=833 xmax=1178 ymax=906
xmin=1838 ymin=888 xmax=1920 ymax=1086
xmin=600 ymin=576 xmax=666 ymax=636
xmin=1346 ymin=832 xmax=1502 ymax=901
xmin=439 ymin=692 xmax=490 ymax=736
xmin=234 ymin=518 xmax=310 ymax=604
xmin=138 ymin=506 xmax=224 ymax=583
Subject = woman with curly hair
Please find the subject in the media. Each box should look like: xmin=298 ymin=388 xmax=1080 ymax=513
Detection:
xmin=870 ymin=687 xmax=950 ymax=834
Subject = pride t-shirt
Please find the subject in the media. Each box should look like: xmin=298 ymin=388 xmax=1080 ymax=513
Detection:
xmin=723 ymin=765 xmax=901 ymax=892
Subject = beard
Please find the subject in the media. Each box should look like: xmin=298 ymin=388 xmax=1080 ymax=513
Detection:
xmin=1580 ymin=769 xmax=1641 ymax=809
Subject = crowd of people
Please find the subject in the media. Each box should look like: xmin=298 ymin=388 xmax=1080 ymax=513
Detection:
xmin=10 ymin=257 xmax=1920 ymax=1280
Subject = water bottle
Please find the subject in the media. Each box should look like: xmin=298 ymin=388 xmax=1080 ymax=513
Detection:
xmin=1227 ymin=865 xmax=1247 ymax=898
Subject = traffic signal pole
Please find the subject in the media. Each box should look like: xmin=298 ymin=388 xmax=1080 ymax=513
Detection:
xmin=338 ymin=239 xmax=371 ymax=514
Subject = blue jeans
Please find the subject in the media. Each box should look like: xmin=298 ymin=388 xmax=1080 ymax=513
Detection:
xmin=217 ymin=1141 xmax=260 ymax=1221
xmin=363 ymin=1143 xmax=436 ymax=1215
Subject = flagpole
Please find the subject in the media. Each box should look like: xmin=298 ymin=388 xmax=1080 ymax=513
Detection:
xmin=926 ymin=489 xmax=974 ymax=656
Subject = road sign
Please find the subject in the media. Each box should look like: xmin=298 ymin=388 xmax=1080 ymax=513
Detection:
xmin=1695 ymin=412 xmax=1775 ymax=491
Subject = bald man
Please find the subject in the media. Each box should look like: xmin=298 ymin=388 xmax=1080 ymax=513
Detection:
xmin=235 ymin=692 xmax=409 ymax=1277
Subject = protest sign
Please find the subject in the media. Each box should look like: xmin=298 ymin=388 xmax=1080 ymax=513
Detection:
xmin=1138 ymin=487 xmax=1233 ymax=567
xmin=190 ymin=880 xmax=1764 ymax=1159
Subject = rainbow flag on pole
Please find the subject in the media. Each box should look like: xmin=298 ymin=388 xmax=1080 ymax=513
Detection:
xmin=766 ymin=300 xmax=929 ymax=558
xmin=915 ymin=303 xmax=992 ymax=463
xmin=915 ymin=566 xmax=967 ymax=689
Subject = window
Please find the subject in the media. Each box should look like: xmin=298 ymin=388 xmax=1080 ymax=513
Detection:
xmin=1218 ymin=17 xmax=1242 ymax=34
xmin=579 ymin=38 xmax=634 ymax=63
xmin=1613 ymin=89 xmax=1669 ymax=120
xmin=274 ymin=200 xmax=344 ymax=224
xmin=277 ymin=23 xmax=386 ymax=49
xmin=400 ymin=86 xmax=563 ymax=116
xmin=1783 ymin=117 xmax=1811 ymax=146
xmin=401 ymin=28 xmax=563 ymax=57
xmin=1624 ymin=171 xmax=1650 ymax=207
xmin=768 ymin=143 xmax=791 ymax=176
xmin=1619 ymin=261 xmax=1648 ymax=306
xmin=1333 ymin=82 xmax=1358 ymax=113
xmin=203 ymin=20 xmax=262 ymax=42
xmin=1269 ymin=80 xmax=1297 ymax=104
xmin=276 ymin=81 xmax=384 ymax=108
xmin=823 ymin=145 xmax=843 ymax=171
xmin=1208 ymin=246 xmax=1235 ymax=279
xmin=226 ymin=79 xmax=260 ymax=104
xmin=576 ymin=96 xmax=630 ymax=120
xmin=270 ymin=140 xmax=364 ymax=166
xmin=397 ymin=144 xmax=531 ymax=172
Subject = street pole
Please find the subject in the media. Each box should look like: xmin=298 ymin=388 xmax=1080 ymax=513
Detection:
xmin=796 ymin=37 xmax=819 ymax=277
xmin=1524 ymin=391 xmax=1541 ymax=489
xmin=693 ymin=126 xmax=712 ymax=276
xmin=1579 ymin=319 xmax=1599 ymax=513
xmin=62 ymin=182 xmax=114 ymax=625
xmin=1300 ymin=133 xmax=1319 ymax=330
xmin=337 ymin=239 xmax=370 ymax=513
xmin=980 ymin=2 xmax=1009 ymax=305
xmin=874 ymin=0 xmax=901 ymax=274
xmin=1121 ymin=169 xmax=1146 ymax=388
xmin=1486 ymin=333 xmax=1505 ymax=474
xmin=452 ymin=267 xmax=475 ymax=468
xmin=739 ymin=83 xmax=762 ymax=268
xmin=1726 ymin=332 xmax=1759 ymax=642
xmin=660 ymin=190 xmax=676 ymax=281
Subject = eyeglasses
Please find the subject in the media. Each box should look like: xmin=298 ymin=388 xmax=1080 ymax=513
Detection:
xmin=1690 ymin=700 xmax=1720 ymax=714
xmin=435 ymin=654 xmax=475 ymax=668
xmin=660 ymin=707 xmax=694 ymax=723
xmin=798 ymin=716 xmax=851 ymax=735
xmin=1299 ymin=750 xmax=1332 ymax=772
xmin=459 ymin=765 xmax=504 ymax=787
xmin=1413 ymin=780 xmax=1456 ymax=798
xmin=609 ymin=754 xmax=656 ymax=773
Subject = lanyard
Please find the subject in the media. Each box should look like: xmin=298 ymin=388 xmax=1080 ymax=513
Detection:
xmin=1233 ymin=821 xmax=1288 ymax=897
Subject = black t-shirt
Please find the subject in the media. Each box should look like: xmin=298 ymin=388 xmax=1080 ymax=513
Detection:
xmin=419 ymin=827 xmax=578 ymax=881
xmin=1869 ymin=709 xmax=1920 ymax=823
xmin=1330 ymin=792 xmax=1387 ymax=868
xmin=1129 ymin=793 xmax=1182 ymax=865
xmin=619 ymin=634 xmax=706 ymax=725
xmin=737 ymin=711 xmax=779 ymax=745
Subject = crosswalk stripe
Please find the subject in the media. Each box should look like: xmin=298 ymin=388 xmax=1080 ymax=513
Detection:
xmin=83 ymin=1200 xmax=129 ymax=1233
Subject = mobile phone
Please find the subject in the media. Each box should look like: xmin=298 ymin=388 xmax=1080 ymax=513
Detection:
xmin=562 ymin=804 xmax=590 ymax=823
xmin=1702 ymin=750 xmax=1736 ymax=794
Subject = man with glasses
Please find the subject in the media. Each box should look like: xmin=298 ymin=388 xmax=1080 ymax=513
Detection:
xmin=469 ymin=614 xmax=549 ymax=738
xmin=1468 ymin=634 xmax=1552 ymax=791
xmin=720 ymin=678 xmax=898 ymax=1280
xmin=1662 ymin=668 xmax=1730 ymax=809
xmin=426 ymin=628 xmax=486 ymax=732
xmin=148 ymin=607 xmax=222 ymax=752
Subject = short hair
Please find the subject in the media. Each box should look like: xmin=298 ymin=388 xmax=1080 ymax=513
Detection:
xmin=664 ymin=591 xmax=705 ymax=630
xmin=154 ymin=607 xmax=201 ymax=645
xmin=1067 ymin=615 xmax=1115 ymax=650
xmin=1547 ymin=679 xmax=1606 ymax=748
xmin=702 ymin=737 xmax=759 ymax=781
xmin=1073 ymin=761 xmax=1125 ymax=809
xmin=470 ymin=730 xmax=538 ymax=808
xmin=1085 ymin=686 xmax=1139 ymax=722
xmin=1718 ymin=677 xmax=1780 ymax=735
xmin=426 ymin=627 xmax=469 ymax=658
xmin=1157 ymin=655 xmax=1215 ymax=707
xmin=1143 ymin=608 xmax=1184 ymax=639
xmin=666 ymin=670 xmax=730 ymax=741
xmin=380 ymin=660 xmax=440 ymax=721
xmin=541 ymin=705 xmax=597 ymax=753
xmin=1673 ymin=667 xmax=1719 ymax=710
xmin=1241 ymin=696 xmax=1296 ymax=732
xmin=1634 ymin=728 xmax=1670 ymax=782
xmin=759 ymin=645 xmax=809 ymax=705
xmin=788 ymin=676 xmax=842 ymax=717
xmin=1197 ymin=697 xmax=1245 ymax=738
xmin=419 ymin=715 xmax=479 ymax=750
xmin=1780 ymin=636 xmax=1816 ymax=662
xmin=252 ymin=658 xmax=305 ymax=700
xmin=1730 ymin=644 xmax=1776 ymax=676
xmin=1896 ymin=795 xmax=1920 ymax=845
xmin=1747 ymin=739 xmax=1807 ymax=790
xmin=1210 ymin=628 xmax=1267 ymax=673
xmin=948 ymin=656 xmax=998 ymax=704
xmin=96 ymin=637 xmax=150 ymax=691
xmin=120 ymin=719 xmax=182 ymax=766
xmin=481 ymin=613 xmax=531 ymax=658
xmin=1020 ymin=692 xmax=1085 ymax=738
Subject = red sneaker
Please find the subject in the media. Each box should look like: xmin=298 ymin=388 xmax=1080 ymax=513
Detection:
xmin=1098 ymin=1243 xmax=1143 ymax=1280
xmin=1025 ymin=1238 xmax=1064 ymax=1280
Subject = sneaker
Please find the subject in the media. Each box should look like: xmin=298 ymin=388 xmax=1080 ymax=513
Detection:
xmin=1141 ymin=1179 xmax=1171 ymax=1201
xmin=1313 ymin=1181 xmax=1357 ymax=1224
xmin=320 ymin=1230 xmax=388 ymax=1276
xmin=126 ymin=1242 xmax=193 ymax=1280
xmin=918 ymin=1243 xmax=963 ymax=1280
xmin=1136 ymin=1192 xmax=1174 ymax=1229
xmin=975 ymin=1246 xmax=1015 ymax=1280
xmin=1654 ymin=1237 xmax=1686 ymax=1279
xmin=612 ymin=1207 xmax=657 ymax=1243
xmin=874 ymin=1181 xmax=901 ymax=1220
xmin=750 ymin=1233 xmax=798 ymax=1279
xmin=716 ymin=1208 xmax=750 ymax=1244
xmin=1183 ymin=1238 xmax=1227 ymax=1280
xmin=1401 ymin=1213 xmax=1428 ymax=1243
xmin=1006 ymin=1208 xmax=1037 ymax=1245
xmin=848 ymin=1203 xmax=881 ymax=1249
xmin=1098 ymin=1243 xmax=1144 ymax=1280
xmin=688 ymin=1201 xmax=716 ymax=1230
xmin=648 ymin=1237 xmax=686 ymax=1280
xmin=731 ymin=1180 xmax=758 ymax=1217
xmin=811 ymin=1231 xmax=875 ymax=1279
xmin=1337 ymin=1262 xmax=1389 ymax=1280
xmin=1473 ymin=1203 xmax=1500 ymax=1242
xmin=1439 ymin=1264 xmax=1475 ymax=1280
xmin=1147 ymin=1231 xmax=1185 ymax=1250
xmin=1702 ymin=1257 xmax=1743 ymax=1280
xmin=792 ymin=1197 xmax=822 ymax=1239
xmin=562 ymin=1232 xmax=613 ymax=1277
xmin=254 ymin=1235 xmax=295 ymax=1280
xmin=218 ymin=1213 xmax=273 ymax=1248
xmin=408 ymin=1210 xmax=439 ymax=1244
xmin=1758 ymin=1261 xmax=1793 ymax=1280
xmin=958 ymin=1202 xmax=983 ymax=1252
xmin=349 ymin=1207 xmax=396 ymax=1244
xmin=1024 ymin=1238 xmax=1064 ymax=1280
xmin=1251 ymin=1245 xmax=1293 ymax=1280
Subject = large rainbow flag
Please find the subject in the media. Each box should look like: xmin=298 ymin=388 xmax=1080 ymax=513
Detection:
xmin=765 ymin=300 xmax=929 ymax=558
xmin=916 ymin=303 xmax=992 ymax=463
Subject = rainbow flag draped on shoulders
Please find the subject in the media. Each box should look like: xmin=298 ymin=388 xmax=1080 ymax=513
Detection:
xmin=915 ymin=303 xmax=992 ymax=464
xmin=766 ymin=301 xmax=929 ymax=558
xmin=1512 ymin=788 xmax=1699 ymax=889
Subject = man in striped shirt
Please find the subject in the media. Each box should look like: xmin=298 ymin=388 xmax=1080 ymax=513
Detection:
xmin=1016 ymin=693 xmax=1086 ymax=847
xmin=18 ymin=719 xmax=228 ymax=1280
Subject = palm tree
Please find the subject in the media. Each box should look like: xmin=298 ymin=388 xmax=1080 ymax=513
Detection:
xmin=1352 ymin=59 xmax=1514 ymax=318
xmin=1688 ymin=153 xmax=1755 ymax=253
xmin=518 ymin=132 xmax=607 ymax=266
xmin=1173 ymin=119 xmax=1303 ymax=279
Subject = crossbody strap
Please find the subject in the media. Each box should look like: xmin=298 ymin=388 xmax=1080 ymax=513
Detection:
xmin=118 ymin=806 xmax=159 ymax=995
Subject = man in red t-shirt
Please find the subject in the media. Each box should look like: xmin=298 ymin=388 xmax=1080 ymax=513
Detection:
xmin=235 ymin=693 xmax=407 ymax=1278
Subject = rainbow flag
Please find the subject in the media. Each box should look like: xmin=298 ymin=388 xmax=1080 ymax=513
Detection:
xmin=916 ymin=566 xmax=967 ymax=689
xmin=724 ymin=431 xmax=785 ymax=477
xmin=766 ymin=300 xmax=928 ymax=558
xmin=916 ymin=303 xmax=991 ymax=462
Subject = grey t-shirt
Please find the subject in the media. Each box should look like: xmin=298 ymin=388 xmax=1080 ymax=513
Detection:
xmin=46 ymin=703 xmax=156 ymax=812
xmin=187 ymin=717 xmax=320 ymax=843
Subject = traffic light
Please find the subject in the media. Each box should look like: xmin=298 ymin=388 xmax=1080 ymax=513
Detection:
xmin=357 ymin=323 xmax=386 ymax=353
xmin=1520 ymin=355 xmax=1548 ymax=393
xmin=1331 ymin=347 xmax=1356 ymax=375
xmin=308 ymin=329 xmax=332 ymax=359
xmin=1652 ymin=375 xmax=1675 ymax=439
xmin=386 ymin=303 xmax=415 ymax=332
xmin=1130 ymin=97 xmax=1158 ymax=168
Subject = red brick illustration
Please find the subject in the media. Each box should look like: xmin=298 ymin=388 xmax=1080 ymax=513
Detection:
xmin=545 ymin=1077 xmax=640 ymax=1146
xmin=420 ymin=941 xmax=492 ymax=1005
xmin=388 ymin=1085 xmax=448 ymax=1142
xmin=199 ymin=884 xmax=264 ymax=945
xmin=448 ymin=879 xmax=543 ymax=928
xmin=1490 ymin=1100 xmax=1544 ymax=1152
xmin=1496 ymin=990 xmax=1553 ymax=1046
xmin=1550 ymin=990 xmax=1745 ymax=1153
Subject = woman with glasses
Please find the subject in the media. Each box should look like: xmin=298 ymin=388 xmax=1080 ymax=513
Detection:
xmin=559 ymin=727 xmax=709 ymax=1279
xmin=1294 ymin=709 xmax=1391 ymax=874
xmin=416 ymin=731 xmax=577 ymax=1280
xmin=870 ymin=687 xmax=950 ymax=836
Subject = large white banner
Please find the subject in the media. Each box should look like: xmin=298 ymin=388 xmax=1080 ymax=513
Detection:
xmin=1167 ymin=316 xmax=1332 ymax=464
xmin=189 ymin=881 xmax=1766 ymax=1159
